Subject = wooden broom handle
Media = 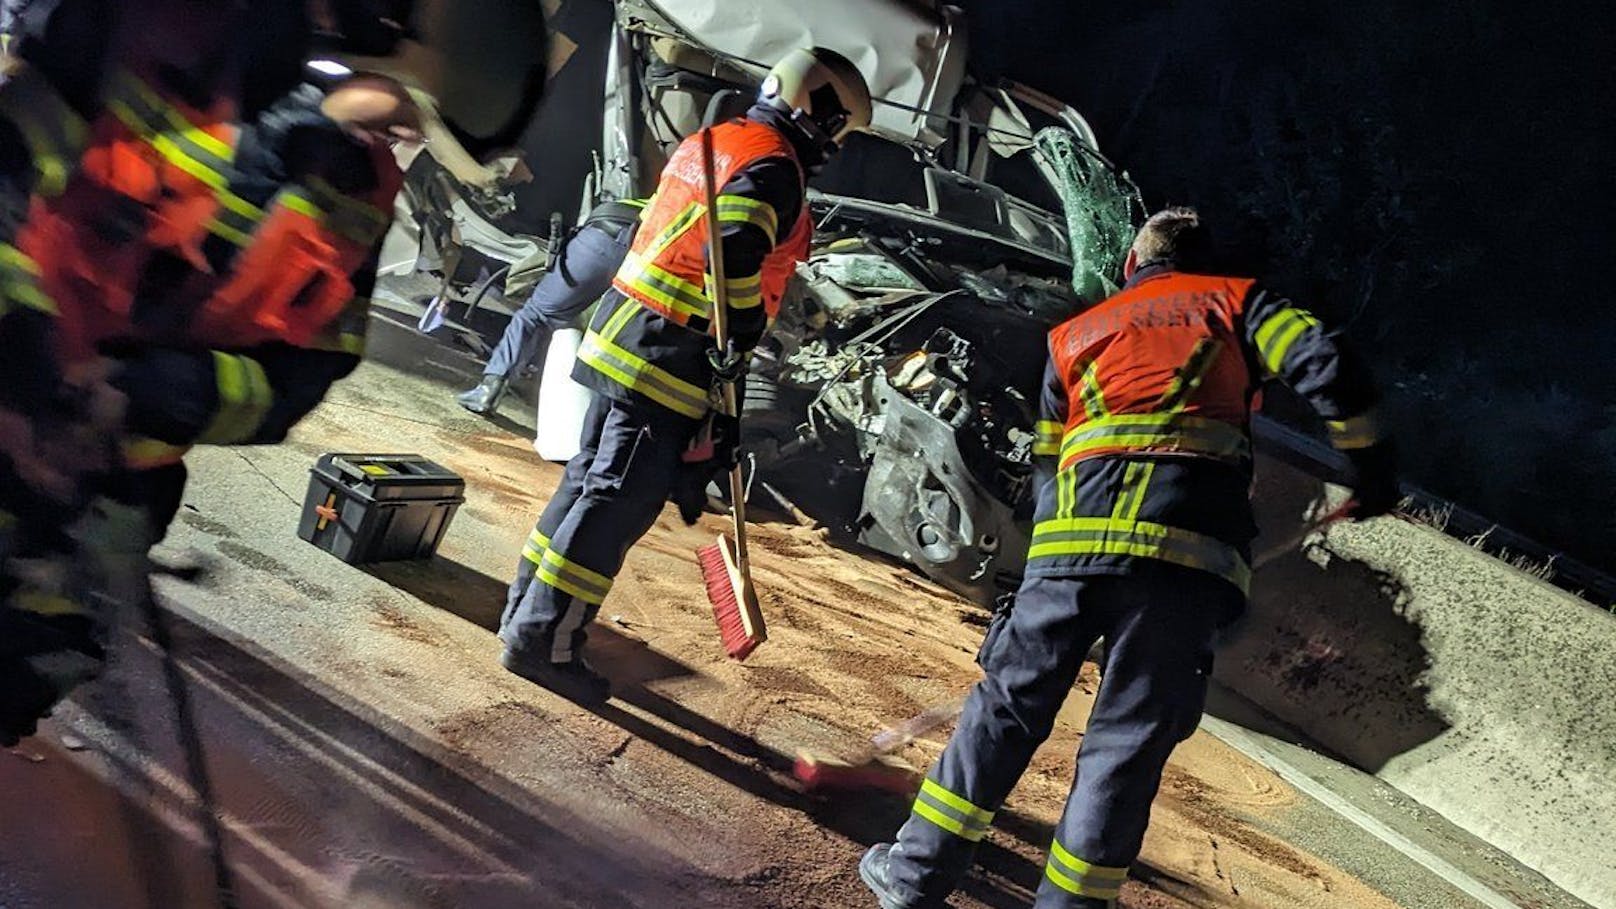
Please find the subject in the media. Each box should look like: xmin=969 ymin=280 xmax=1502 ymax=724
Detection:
xmin=699 ymin=128 xmax=751 ymax=572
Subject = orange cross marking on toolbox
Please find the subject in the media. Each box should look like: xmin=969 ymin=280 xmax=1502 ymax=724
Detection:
xmin=314 ymin=493 xmax=339 ymax=529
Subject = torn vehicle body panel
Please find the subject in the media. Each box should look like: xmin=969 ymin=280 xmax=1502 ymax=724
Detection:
xmin=376 ymin=0 xmax=1142 ymax=605
xmin=615 ymin=0 xmax=968 ymax=145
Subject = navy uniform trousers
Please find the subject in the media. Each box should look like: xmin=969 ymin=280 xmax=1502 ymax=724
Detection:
xmin=885 ymin=564 xmax=1240 ymax=907
xmin=499 ymin=392 xmax=696 ymax=663
xmin=482 ymin=220 xmax=634 ymax=381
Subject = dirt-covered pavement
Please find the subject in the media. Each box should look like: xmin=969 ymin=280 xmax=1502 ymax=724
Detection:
xmin=0 ymin=360 xmax=1523 ymax=909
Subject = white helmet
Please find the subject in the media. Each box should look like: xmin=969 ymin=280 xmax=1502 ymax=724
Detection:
xmin=758 ymin=46 xmax=872 ymax=152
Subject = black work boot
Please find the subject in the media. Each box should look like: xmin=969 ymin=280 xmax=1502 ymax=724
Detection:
xmin=457 ymin=375 xmax=508 ymax=414
xmin=500 ymin=646 xmax=610 ymax=705
xmin=859 ymin=844 xmax=911 ymax=909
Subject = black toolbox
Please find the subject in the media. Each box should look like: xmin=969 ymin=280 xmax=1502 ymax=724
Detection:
xmin=298 ymin=454 xmax=464 ymax=564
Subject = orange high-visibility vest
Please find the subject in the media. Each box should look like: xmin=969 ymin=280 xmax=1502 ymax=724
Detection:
xmin=189 ymin=140 xmax=401 ymax=348
xmin=1047 ymin=272 xmax=1260 ymax=470
xmin=17 ymin=70 xmax=400 ymax=359
xmin=18 ymin=70 xmax=242 ymax=364
xmin=611 ymin=118 xmax=810 ymax=328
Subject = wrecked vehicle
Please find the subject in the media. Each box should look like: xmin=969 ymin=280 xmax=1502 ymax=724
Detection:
xmin=379 ymin=0 xmax=1143 ymax=605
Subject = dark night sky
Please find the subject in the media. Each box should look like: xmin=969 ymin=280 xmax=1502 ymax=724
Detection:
xmin=952 ymin=0 xmax=1616 ymax=570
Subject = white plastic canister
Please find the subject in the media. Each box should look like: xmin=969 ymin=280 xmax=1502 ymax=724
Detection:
xmin=532 ymin=328 xmax=595 ymax=462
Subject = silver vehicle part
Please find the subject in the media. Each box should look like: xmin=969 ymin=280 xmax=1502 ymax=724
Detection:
xmin=600 ymin=22 xmax=642 ymax=200
xmin=857 ymin=373 xmax=1029 ymax=605
xmin=615 ymin=0 xmax=968 ymax=145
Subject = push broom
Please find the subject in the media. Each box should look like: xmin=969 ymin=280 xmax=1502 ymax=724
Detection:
xmin=694 ymin=127 xmax=768 ymax=660
xmin=793 ymin=500 xmax=1360 ymax=792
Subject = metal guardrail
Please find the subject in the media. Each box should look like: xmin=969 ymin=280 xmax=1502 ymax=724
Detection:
xmin=1253 ymin=416 xmax=1616 ymax=609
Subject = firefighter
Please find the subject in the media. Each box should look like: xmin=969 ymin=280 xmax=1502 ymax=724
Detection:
xmin=0 ymin=0 xmax=297 ymax=745
xmin=0 ymin=0 xmax=418 ymax=745
xmin=498 ymin=48 xmax=873 ymax=704
xmin=102 ymin=70 xmax=418 ymax=543
xmin=456 ymin=196 xmax=647 ymax=415
xmin=859 ymin=207 xmax=1400 ymax=909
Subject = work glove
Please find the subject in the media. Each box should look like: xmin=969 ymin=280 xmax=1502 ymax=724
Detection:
xmin=976 ymin=591 xmax=1017 ymax=668
xmin=1344 ymin=439 xmax=1400 ymax=520
xmin=670 ymin=462 xmax=715 ymax=526
xmin=708 ymin=411 xmax=741 ymax=470
xmin=681 ymin=410 xmax=742 ymax=470
xmin=673 ymin=412 xmax=744 ymax=525
xmin=707 ymin=345 xmax=747 ymax=384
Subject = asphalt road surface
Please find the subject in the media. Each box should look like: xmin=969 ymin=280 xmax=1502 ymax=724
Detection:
xmin=0 ymin=355 xmax=1587 ymax=909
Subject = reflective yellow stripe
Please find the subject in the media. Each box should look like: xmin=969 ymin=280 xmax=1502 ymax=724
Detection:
xmin=109 ymin=97 xmax=231 ymax=189
xmin=1033 ymin=420 xmax=1063 ymax=458
xmin=197 ymin=353 xmax=274 ymax=444
xmin=713 ymin=193 xmax=778 ymax=245
xmin=1327 ymin=408 xmax=1382 ymax=450
xmin=1157 ymin=339 xmax=1222 ymax=412
xmin=723 ymin=273 xmax=761 ymax=296
xmin=618 ymin=251 xmax=712 ymax=321
xmin=614 ymin=200 xmax=709 ymax=320
xmin=307 ymin=325 xmax=369 ymax=356
xmin=123 ymin=436 xmax=191 ymax=469
xmin=105 ymin=73 xmax=259 ymax=224
xmin=1029 ymin=517 xmax=1251 ymax=593
xmin=205 ymin=190 xmax=266 ymax=247
xmin=124 ymin=74 xmax=232 ymax=159
xmin=920 ymin=779 xmax=995 ymax=823
xmin=1056 ymin=465 xmax=1077 ymax=518
xmin=536 ymin=547 xmax=612 ymax=605
xmin=522 ymin=529 xmax=553 ymax=566
xmin=1110 ymin=460 xmax=1155 ymax=524
xmin=1045 ymin=840 xmax=1127 ymax=899
xmin=911 ymin=779 xmax=996 ymax=842
xmin=1253 ymin=306 xmax=1321 ymax=377
xmin=0 ymin=244 xmax=56 ymax=316
xmin=544 ymin=549 xmax=612 ymax=593
xmin=643 ymin=201 xmax=705 ymax=259
xmin=598 ymin=294 xmax=640 ymax=342
xmin=276 ymin=188 xmax=324 ymax=220
xmin=305 ymin=176 xmax=391 ymax=245
xmin=0 ymin=68 xmax=89 ymax=197
xmin=1060 ymin=414 xmax=1250 ymax=466
xmin=337 ymin=331 xmax=367 ymax=355
xmin=0 ymin=278 xmax=52 ymax=313
xmin=1077 ymin=361 xmax=1107 ymax=420
xmin=11 ymin=591 xmax=84 ymax=618
xmin=911 ymin=801 xmax=981 ymax=841
xmin=1 ymin=244 xmax=42 ymax=277
xmin=577 ymin=328 xmax=710 ymax=419
xmin=723 ymin=271 xmax=763 ymax=310
xmin=536 ymin=565 xmax=601 ymax=604
xmin=308 ymin=298 xmax=372 ymax=355
xmin=204 ymin=212 xmax=256 ymax=247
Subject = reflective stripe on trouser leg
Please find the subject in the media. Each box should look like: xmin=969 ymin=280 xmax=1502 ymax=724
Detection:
xmin=1032 ymin=566 xmax=1233 ymax=908
xmin=887 ymin=576 xmax=1101 ymax=907
xmin=540 ymin=544 xmax=615 ymax=661
xmin=502 ymin=397 xmax=610 ymax=636
xmin=500 ymin=397 xmax=695 ymax=662
xmin=1043 ymin=841 xmax=1127 ymax=903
